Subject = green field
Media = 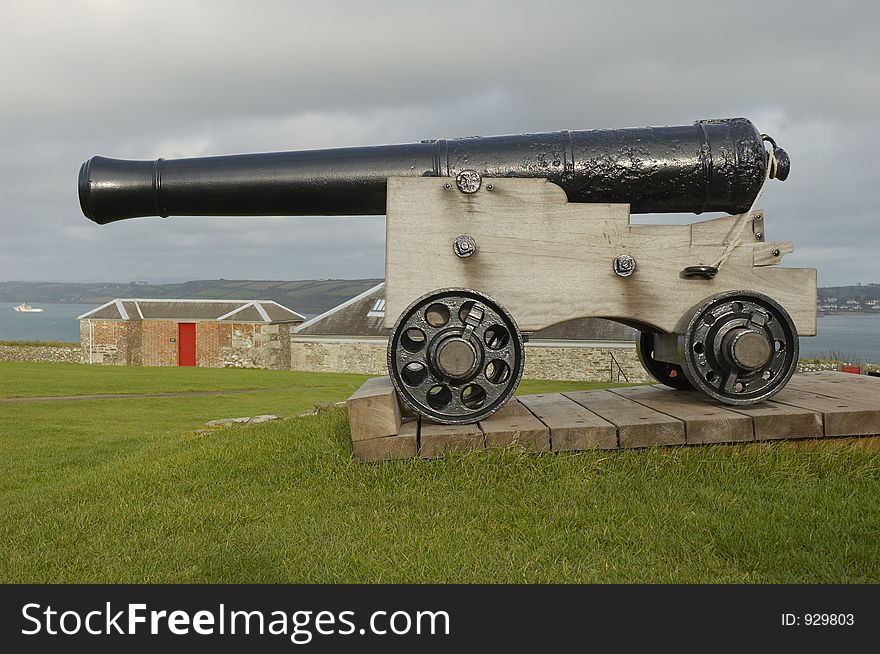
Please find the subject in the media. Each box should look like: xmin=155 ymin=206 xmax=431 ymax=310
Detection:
xmin=1 ymin=362 xmax=878 ymax=583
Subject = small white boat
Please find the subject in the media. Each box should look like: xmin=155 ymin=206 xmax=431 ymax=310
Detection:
xmin=13 ymin=302 xmax=44 ymax=313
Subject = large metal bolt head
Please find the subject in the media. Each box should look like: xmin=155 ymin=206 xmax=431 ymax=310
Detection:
xmin=455 ymin=169 xmax=482 ymax=194
xmin=727 ymin=329 xmax=773 ymax=371
xmin=613 ymin=254 xmax=637 ymax=277
xmin=435 ymin=338 xmax=478 ymax=379
xmin=453 ymin=234 xmax=477 ymax=258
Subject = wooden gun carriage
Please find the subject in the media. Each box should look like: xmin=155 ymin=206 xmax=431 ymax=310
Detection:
xmin=79 ymin=118 xmax=815 ymax=424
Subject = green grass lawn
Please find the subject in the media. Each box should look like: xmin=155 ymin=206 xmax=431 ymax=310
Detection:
xmin=0 ymin=361 xmax=371 ymax=398
xmin=1 ymin=362 xmax=878 ymax=583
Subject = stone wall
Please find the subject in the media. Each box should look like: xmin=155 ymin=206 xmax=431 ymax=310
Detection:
xmin=523 ymin=344 xmax=651 ymax=383
xmin=290 ymin=338 xmax=880 ymax=383
xmin=0 ymin=343 xmax=81 ymax=363
xmin=291 ymin=338 xmax=388 ymax=376
xmin=220 ymin=323 xmax=291 ymax=370
xmin=80 ymin=320 xmax=136 ymax=365
xmin=80 ymin=319 xmax=291 ymax=370
xmin=290 ymin=337 xmax=653 ymax=383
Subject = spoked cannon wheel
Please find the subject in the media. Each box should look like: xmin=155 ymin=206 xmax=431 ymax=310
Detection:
xmin=387 ymin=288 xmax=525 ymax=424
xmin=637 ymin=331 xmax=693 ymax=390
xmin=679 ymin=291 xmax=798 ymax=405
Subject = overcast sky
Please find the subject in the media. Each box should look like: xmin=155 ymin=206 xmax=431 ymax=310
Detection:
xmin=1 ymin=0 xmax=878 ymax=286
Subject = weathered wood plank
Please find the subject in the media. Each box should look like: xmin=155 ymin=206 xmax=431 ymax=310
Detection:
xmin=384 ymin=176 xmax=816 ymax=335
xmin=787 ymin=372 xmax=880 ymax=405
xmin=479 ymin=400 xmax=551 ymax=452
xmin=351 ymin=419 xmax=418 ymax=462
xmin=609 ymin=386 xmax=753 ymax=444
xmin=753 ymin=241 xmax=793 ymax=266
xmin=420 ymin=421 xmax=484 ymax=459
xmin=517 ymin=394 xmax=617 ymax=451
xmin=769 ymin=388 xmax=880 ymax=437
xmin=689 ymin=212 xmax=752 ymax=245
xmin=352 ymin=436 xmax=416 ymax=462
xmin=718 ymin=401 xmax=823 ymax=440
xmin=346 ymin=377 xmax=403 ymax=442
xmin=563 ymin=389 xmax=685 ymax=448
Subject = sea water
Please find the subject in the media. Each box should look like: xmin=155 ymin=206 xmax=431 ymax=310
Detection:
xmin=800 ymin=313 xmax=880 ymax=363
xmin=0 ymin=303 xmax=94 ymax=342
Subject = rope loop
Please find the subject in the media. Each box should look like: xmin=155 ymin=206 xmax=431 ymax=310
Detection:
xmin=710 ymin=145 xmax=778 ymax=271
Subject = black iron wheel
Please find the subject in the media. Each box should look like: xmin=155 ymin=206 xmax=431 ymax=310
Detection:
xmin=679 ymin=291 xmax=798 ymax=405
xmin=637 ymin=331 xmax=693 ymax=390
xmin=387 ymin=288 xmax=525 ymax=424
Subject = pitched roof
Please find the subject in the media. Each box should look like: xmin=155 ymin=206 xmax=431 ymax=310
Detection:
xmin=294 ymin=283 xmax=386 ymax=336
xmin=294 ymin=283 xmax=636 ymax=341
xmin=78 ymin=299 xmax=305 ymax=324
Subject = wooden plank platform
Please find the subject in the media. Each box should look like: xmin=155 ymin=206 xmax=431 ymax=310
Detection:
xmin=479 ymin=400 xmax=551 ymax=452
xmin=564 ymin=390 xmax=686 ymax=448
xmin=609 ymin=386 xmax=754 ymax=444
xmin=420 ymin=421 xmax=484 ymax=459
xmin=518 ymin=393 xmax=616 ymax=451
xmin=345 ymin=373 xmax=880 ymax=461
xmin=770 ymin=389 xmax=880 ymax=437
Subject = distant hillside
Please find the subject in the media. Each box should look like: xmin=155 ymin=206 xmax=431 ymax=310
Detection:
xmin=0 ymin=279 xmax=383 ymax=315
xmin=818 ymin=284 xmax=880 ymax=302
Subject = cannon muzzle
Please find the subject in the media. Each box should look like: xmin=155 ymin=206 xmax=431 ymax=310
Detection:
xmin=79 ymin=118 xmax=789 ymax=225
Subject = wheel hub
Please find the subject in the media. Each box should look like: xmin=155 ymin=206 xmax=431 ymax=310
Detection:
xmin=433 ymin=337 xmax=478 ymax=379
xmin=723 ymin=329 xmax=772 ymax=371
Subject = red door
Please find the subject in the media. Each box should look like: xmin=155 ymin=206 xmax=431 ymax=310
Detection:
xmin=178 ymin=323 xmax=196 ymax=366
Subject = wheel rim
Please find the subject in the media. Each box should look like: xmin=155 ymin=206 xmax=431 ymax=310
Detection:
xmin=387 ymin=288 xmax=524 ymax=424
xmin=680 ymin=291 xmax=798 ymax=404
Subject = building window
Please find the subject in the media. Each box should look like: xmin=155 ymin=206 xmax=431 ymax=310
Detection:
xmin=367 ymin=298 xmax=385 ymax=318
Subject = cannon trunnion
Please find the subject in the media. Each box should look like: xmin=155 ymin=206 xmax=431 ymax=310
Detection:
xmin=78 ymin=119 xmax=813 ymax=423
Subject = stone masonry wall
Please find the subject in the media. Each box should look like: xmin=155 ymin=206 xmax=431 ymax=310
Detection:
xmin=290 ymin=337 xmax=654 ymax=383
xmin=220 ymin=323 xmax=288 ymax=370
xmin=523 ymin=344 xmax=652 ymax=383
xmin=79 ymin=320 xmax=289 ymax=369
xmin=291 ymin=339 xmax=389 ymax=376
xmin=289 ymin=338 xmax=879 ymax=382
xmin=80 ymin=319 xmax=134 ymax=365
xmin=0 ymin=343 xmax=81 ymax=363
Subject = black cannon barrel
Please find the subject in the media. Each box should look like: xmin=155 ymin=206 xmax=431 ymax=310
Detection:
xmin=78 ymin=118 xmax=789 ymax=225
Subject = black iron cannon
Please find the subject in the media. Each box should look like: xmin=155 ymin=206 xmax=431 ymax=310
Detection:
xmin=78 ymin=118 xmax=808 ymax=422
xmin=79 ymin=118 xmax=788 ymax=225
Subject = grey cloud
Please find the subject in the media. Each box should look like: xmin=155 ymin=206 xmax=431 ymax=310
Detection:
xmin=1 ymin=0 xmax=879 ymax=286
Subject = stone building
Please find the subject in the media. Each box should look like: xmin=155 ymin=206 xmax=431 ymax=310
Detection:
xmin=291 ymin=283 xmax=651 ymax=383
xmin=79 ymin=299 xmax=304 ymax=369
